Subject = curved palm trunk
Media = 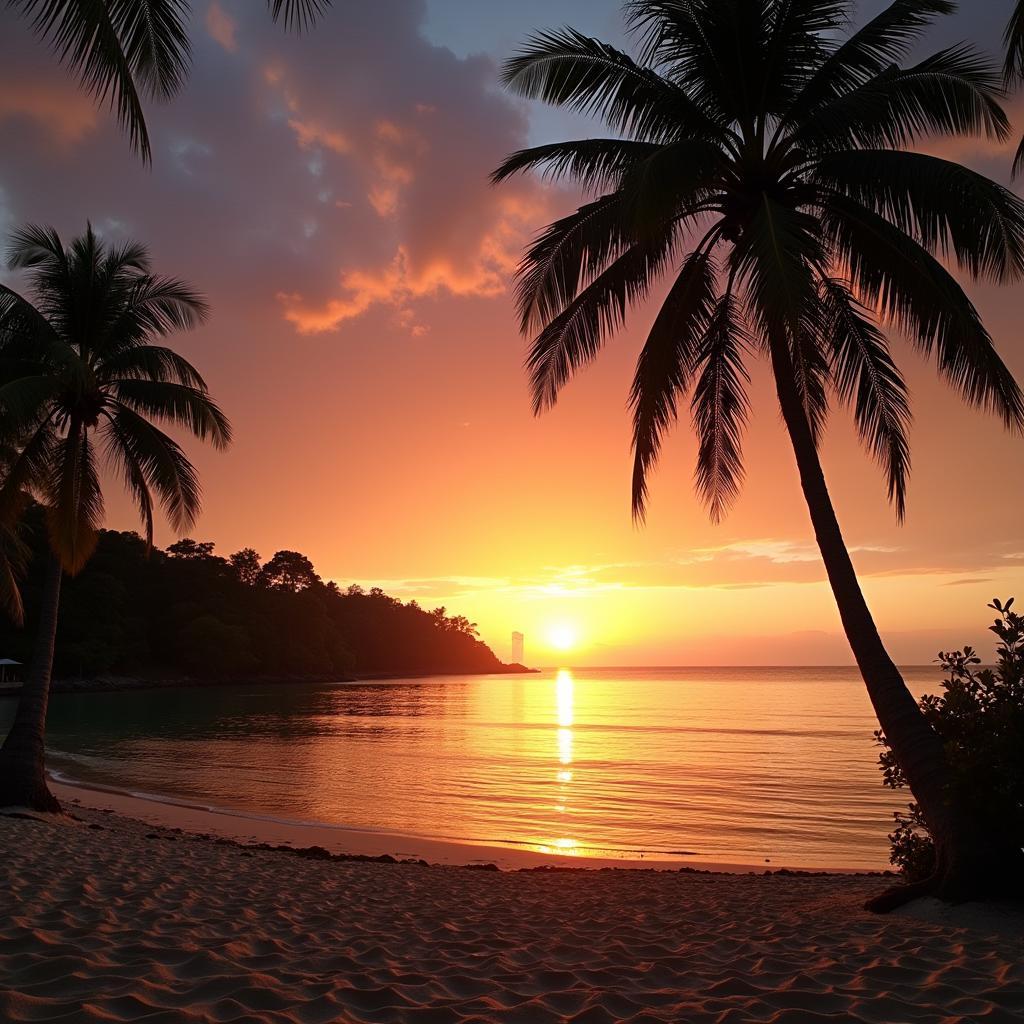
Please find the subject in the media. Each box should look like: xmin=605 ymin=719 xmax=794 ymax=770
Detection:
xmin=0 ymin=551 xmax=62 ymax=812
xmin=767 ymin=333 xmax=1021 ymax=909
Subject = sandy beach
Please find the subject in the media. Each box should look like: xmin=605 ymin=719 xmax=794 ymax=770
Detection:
xmin=3 ymin=804 xmax=1022 ymax=1024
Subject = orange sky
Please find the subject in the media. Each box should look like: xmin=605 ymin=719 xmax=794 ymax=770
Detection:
xmin=0 ymin=1 xmax=1021 ymax=665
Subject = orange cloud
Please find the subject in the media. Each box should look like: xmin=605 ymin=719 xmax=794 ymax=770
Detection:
xmin=278 ymin=191 xmax=545 ymax=334
xmin=288 ymin=117 xmax=350 ymax=155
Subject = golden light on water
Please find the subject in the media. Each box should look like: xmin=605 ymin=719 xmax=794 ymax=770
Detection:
xmin=549 ymin=669 xmax=579 ymax=855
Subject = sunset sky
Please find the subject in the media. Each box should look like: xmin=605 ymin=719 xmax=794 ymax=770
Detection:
xmin=1 ymin=0 xmax=1021 ymax=665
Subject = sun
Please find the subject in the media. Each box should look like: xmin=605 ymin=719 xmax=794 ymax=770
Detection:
xmin=547 ymin=623 xmax=579 ymax=651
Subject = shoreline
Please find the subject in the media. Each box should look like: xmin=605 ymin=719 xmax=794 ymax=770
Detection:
xmin=50 ymin=776 xmax=887 ymax=876
xmin=0 ymin=664 xmax=537 ymax=699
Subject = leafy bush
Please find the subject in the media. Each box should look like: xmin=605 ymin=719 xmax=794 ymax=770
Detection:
xmin=876 ymin=598 xmax=1024 ymax=881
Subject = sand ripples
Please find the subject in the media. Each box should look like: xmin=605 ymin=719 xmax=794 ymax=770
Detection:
xmin=2 ymin=811 xmax=1022 ymax=1023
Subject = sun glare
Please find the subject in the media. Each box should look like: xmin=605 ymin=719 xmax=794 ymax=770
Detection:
xmin=547 ymin=623 xmax=578 ymax=651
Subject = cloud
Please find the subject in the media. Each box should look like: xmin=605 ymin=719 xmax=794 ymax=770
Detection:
xmin=0 ymin=83 xmax=97 ymax=146
xmin=0 ymin=0 xmax=546 ymax=338
xmin=205 ymin=2 xmax=238 ymax=53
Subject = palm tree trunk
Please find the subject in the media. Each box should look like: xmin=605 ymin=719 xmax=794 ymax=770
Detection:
xmin=766 ymin=332 xmax=1019 ymax=908
xmin=0 ymin=551 xmax=62 ymax=812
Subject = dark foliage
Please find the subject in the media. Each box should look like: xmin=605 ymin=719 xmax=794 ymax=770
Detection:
xmin=0 ymin=505 xmax=513 ymax=681
xmin=876 ymin=598 xmax=1024 ymax=880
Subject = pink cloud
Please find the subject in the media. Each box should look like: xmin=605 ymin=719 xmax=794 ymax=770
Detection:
xmin=0 ymin=86 xmax=97 ymax=145
xmin=205 ymin=2 xmax=238 ymax=53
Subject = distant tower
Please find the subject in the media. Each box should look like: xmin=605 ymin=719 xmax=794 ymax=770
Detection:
xmin=511 ymin=631 xmax=524 ymax=664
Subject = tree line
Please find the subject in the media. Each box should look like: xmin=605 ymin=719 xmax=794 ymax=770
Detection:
xmin=0 ymin=505 xmax=517 ymax=681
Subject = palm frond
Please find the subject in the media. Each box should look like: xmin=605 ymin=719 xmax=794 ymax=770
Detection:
xmin=615 ymin=138 xmax=723 ymax=237
xmin=5 ymin=222 xmax=68 ymax=273
xmin=110 ymin=379 xmax=232 ymax=449
xmin=10 ymin=0 xmax=157 ymax=161
xmin=814 ymin=150 xmax=1024 ymax=282
xmin=44 ymin=428 xmax=103 ymax=573
xmin=0 ymin=376 xmax=61 ymax=437
xmin=786 ymin=0 xmax=955 ymax=124
xmin=1004 ymin=0 xmax=1024 ymax=82
xmin=623 ymin=0 xmax=770 ymax=126
xmin=514 ymin=193 xmax=633 ymax=335
xmin=501 ymin=27 xmax=720 ymax=143
xmin=759 ymin=0 xmax=849 ymax=114
xmin=98 ymin=344 xmax=207 ymax=388
xmin=267 ymin=0 xmax=331 ymax=31
xmin=823 ymin=195 xmax=1024 ymax=429
xmin=630 ymin=250 xmax=718 ymax=520
xmin=691 ymin=292 xmax=751 ymax=522
xmin=0 ymin=419 xmax=57 ymax=527
xmin=793 ymin=45 xmax=1009 ymax=153
xmin=527 ymin=224 xmax=679 ymax=413
xmin=492 ymin=139 xmax=661 ymax=193
xmin=100 ymin=415 xmax=155 ymax=547
xmin=789 ymin=312 xmax=832 ymax=445
xmin=103 ymin=402 xmax=202 ymax=533
xmin=820 ymin=277 xmax=912 ymax=518
xmin=108 ymin=0 xmax=192 ymax=100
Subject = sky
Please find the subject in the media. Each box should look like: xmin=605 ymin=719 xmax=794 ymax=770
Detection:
xmin=0 ymin=0 xmax=1022 ymax=666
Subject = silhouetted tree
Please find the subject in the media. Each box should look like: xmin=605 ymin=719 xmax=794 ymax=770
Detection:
xmin=494 ymin=0 xmax=1024 ymax=907
xmin=7 ymin=0 xmax=334 ymax=163
xmin=259 ymin=550 xmax=321 ymax=592
xmin=229 ymin=548 xmax=262 ymax=586
xmin=167 ymin=539 xmax=218 ymax=561
xmin=0 ymin=224 xmax=231 ymax=811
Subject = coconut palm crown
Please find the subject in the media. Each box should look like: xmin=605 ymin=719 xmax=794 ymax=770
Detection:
xmin=494 ymin=0 xmax=1024 ymax=905
xmin=0 ymin=223 xmax=231 ymax=573
xmin=495 ymin=0 xmax=1024 ymax=522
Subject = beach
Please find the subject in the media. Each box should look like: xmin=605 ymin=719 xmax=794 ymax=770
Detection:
xmin=3 ymin=802 xmax=1022 ymax=1024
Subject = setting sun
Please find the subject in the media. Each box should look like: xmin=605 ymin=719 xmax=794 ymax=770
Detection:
xmin=547 ymin=623 xmax=579 ymax=652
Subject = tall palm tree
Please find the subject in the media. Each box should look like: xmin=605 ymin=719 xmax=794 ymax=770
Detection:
xmin=7 ymin=0 xmax=332 ymax=163
xmin=493 ymin=0 xmax=1024 ymax=907
xmin=0 ymin=223 xmax=231 ymax=811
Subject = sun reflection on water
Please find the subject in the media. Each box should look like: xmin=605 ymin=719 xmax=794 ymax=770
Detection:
xmin=547 ymin=669 xmax=578 ymax=854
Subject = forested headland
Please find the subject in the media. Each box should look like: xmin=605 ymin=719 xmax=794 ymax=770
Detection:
xmin=0 ymin=506 xmax=526 ymax=686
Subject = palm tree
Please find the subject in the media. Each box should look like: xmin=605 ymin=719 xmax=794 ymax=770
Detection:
xmin=0 ymin=223 xmax=231 ymax=811
xmin=7 ymin=0 xmax=332 ymax=163
xmin=493 ymin=0 xmax=1024 ymax=907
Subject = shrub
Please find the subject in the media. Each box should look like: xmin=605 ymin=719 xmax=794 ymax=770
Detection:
xmin=876 ymin=598 xmax=1024 ymax=881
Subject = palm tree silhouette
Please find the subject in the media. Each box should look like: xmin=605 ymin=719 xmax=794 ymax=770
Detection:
xmin=7 ymin=0 xmax=332 ymax=163
xmin=0 ymin=224 xmax=231 ymax=811
xmin=494 ymin=0 xmax=1024 ymax=907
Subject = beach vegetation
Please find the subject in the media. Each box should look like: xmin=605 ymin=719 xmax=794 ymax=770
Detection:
xmin=0 ymin=506 xmax=504 ymax=684
xmin=878 ymin=598 xmax=1024 ymax=883
xmin=493 ymin=0 xmax=1024 ymax=907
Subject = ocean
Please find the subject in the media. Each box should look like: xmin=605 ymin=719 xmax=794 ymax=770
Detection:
xmin=5 ymin=665 xmax=946 ymax=869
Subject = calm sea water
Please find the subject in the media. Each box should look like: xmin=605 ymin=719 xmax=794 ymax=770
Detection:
xmin=2 ymin=666 xmax=944 ymax=869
